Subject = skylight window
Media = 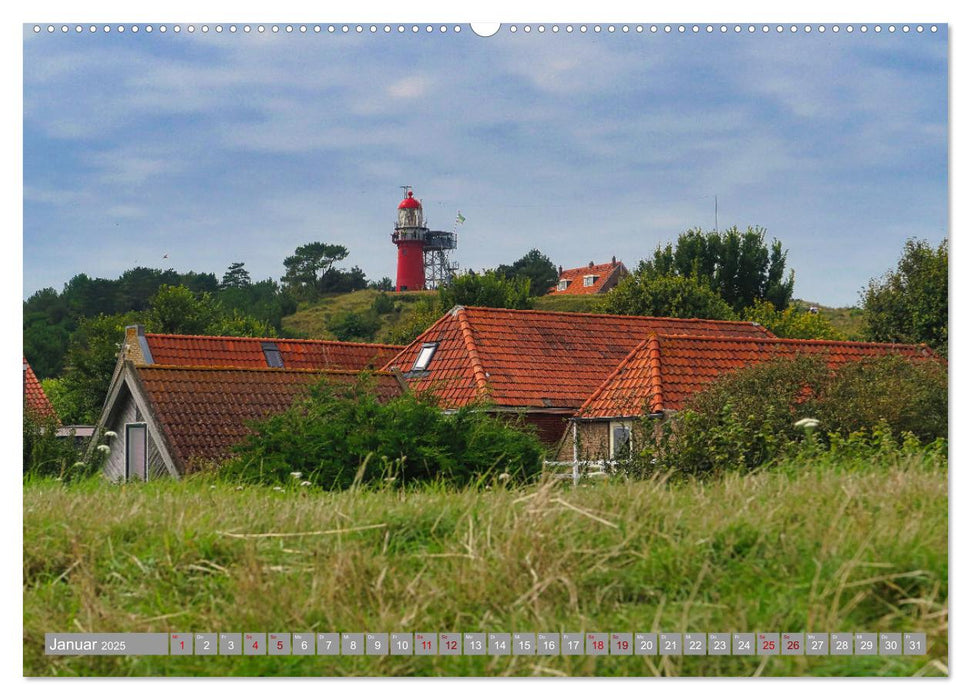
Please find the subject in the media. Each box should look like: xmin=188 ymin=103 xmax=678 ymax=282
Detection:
xmin=412 ymin=342 xmax=438 ymax=371
xmin=261 ymin=342 xmax=284 ymax=368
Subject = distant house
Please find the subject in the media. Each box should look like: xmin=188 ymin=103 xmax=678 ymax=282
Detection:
xmin=548 ymin=258 xmax=629 ymax=295
xmin=23 ymin=356 xmax=56 ymax=420
xmin=382 ymin=306 xmax=775 ymax=446
xmin=89 ymin=327 xmax=408 ymax=481
xmin=563 ymin=334 xmax=939 ymax=462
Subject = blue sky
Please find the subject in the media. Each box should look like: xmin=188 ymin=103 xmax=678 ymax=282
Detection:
xmin=23 ymin=23 xmax=947 ymax=306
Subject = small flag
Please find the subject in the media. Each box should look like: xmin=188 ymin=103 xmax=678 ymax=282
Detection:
xmin=455 ymin=211 xmax=466 ymax=225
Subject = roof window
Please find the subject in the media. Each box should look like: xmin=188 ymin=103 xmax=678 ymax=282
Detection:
xmin=261 ymin=342 xmax=284 ymax=368
xmin=557 ymin=279 xmax=569 ymax=291
xmin=412 ymin=342 xmax=438 ymax=371
xmin=583 ymin=274 xmax=598 ymax=287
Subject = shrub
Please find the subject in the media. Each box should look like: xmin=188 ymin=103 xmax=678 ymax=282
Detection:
xmin=222 ymin=375 xmax=545 ymax=488
xmin=604 ymin=273 xmax=735 ymax=320
xmin=370 ymin=292 xmax=395 ymax=315
xmin=741 ymin=299 xmax=844 ymax=340
xmin=636 ymin=353 xmax=946 ymax=478
xmin=816 ymin=354 xmax=947 ymax=443
xmin=325 ymin=310 xmax=381 ymax=342
xmin=638 ymin=355 xmax=828 ymax=478
xmin=22 ymin=410 xmax=96 ymax=481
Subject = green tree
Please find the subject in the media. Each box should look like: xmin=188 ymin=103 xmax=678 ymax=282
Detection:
xmin=56 ymin=311 xmax=144 ymax=424
xmin=282 ymin=242 xmax=350 ymax=300
xmin=604 ymin=273 xmax=735 ymax=320
xmin=741 ymin=300 xmax=844 ymax=340
xmin=640 ymin=227 xmax=795 ymax=312
xmin=146 ymin=284 xmax=219 ymax=335
xmin=496 ymin=249 xmax=559 ymax=297
xmin=439 ymin=270 xmax=531 ymax=310
xmin=861 ymin=239 xmax=948 ymax=355
xmin=221 ymin=262 xmax=252 ymax=289
xmin=369 ymin=277 xmax=394 ymax=292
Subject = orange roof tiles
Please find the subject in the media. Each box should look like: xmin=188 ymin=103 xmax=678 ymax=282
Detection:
xmin=134 ymin=366 xmax=403 ymax=470
xmin=23 ymin=357 xmax=56 ymax=420
xmin=383 ymin=306 xmax=776 ymax=410
xmin=579 ymin=334 xmax=939 ymax=418
xmin=549 ymin=261 xmax=627 ymax=295
xmin=142 ymin=333 xmax=403 ymax=371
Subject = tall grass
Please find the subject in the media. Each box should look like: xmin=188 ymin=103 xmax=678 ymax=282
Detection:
xmin=23 ymin=452 xmax=947 ymax=677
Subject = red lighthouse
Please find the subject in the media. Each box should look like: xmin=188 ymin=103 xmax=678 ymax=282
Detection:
xmin=392 ymin=189 xmax=427 ymax=292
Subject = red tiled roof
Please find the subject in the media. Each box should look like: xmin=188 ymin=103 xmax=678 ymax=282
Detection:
xmin=23 ymin=357 xmax=57 ymax=420
xmin=383 ymin=306 xmax=775 ymax=410
xmin=142 ymin=333 xmax=403 ymax=371
xmin=133 ymin=366 xmax=403 ymax=470
xmin=578 ymin=334 xmax=939 ymax=418
xmin=549 ymin=261 xmax=627 ymax=295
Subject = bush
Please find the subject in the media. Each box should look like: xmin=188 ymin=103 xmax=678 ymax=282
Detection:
xmin=604 ymin=273 xmax=735 ymax=320
xmin=222 ymin=375 xmax=545 ymax=489
xmin=638 ymin=355 xmax=828 ymax=477
xmin=636 ymin=353 xmax=946 ymax=478
xmin=741 ymin=300 xmax=844 ymax=340
xmin=22 ymin=410 xmax=96 ymax=481
xmin=326 ymin=310 xmax=381 ymax=342
xmin=816 ymin=354 xmax=947 ymax=443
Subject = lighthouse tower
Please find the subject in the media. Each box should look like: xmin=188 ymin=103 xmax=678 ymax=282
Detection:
xmin=392 ymin=188 xmax=427 ymax=292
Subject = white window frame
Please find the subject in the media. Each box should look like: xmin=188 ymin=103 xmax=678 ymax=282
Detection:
xmin=609 ymin=421 xmax=633 ymax=459
xmin=125 ymin=422 xmax=148 ymax=482
xmin=557 ymin=279 xmax=569 ymax=291
xmin=583 ymin=274 xmax=598 ymax=287
xmin=412 ymin=342 xmax=438 ymax=371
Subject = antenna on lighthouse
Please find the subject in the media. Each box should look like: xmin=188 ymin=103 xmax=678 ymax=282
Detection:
xmin=400 ymin=185 xmax=412 ymax=199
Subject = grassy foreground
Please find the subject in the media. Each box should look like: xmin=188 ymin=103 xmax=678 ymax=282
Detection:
xmin=23 ymin=453 xmax=947 ymax=677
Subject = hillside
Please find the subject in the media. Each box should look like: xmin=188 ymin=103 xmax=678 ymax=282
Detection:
xmin=282 ymin=289 xmax=865 ymax=344
xmin=281 ymin=289 xmax=434 ymax=341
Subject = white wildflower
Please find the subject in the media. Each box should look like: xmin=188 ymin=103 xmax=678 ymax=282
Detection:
xmin=273 ymin=486 xmax=284 ymax=492
xmin=290 ymin=471 xmax=303 ymax=479
xmin=794 ymin=418 xmax=820 ymax=430
xmin=498 ymin=473 xmax=510 ymax=482
xmin=235 ymin=486 xmax=244 ymax=491
xmin=103 ymin=431 xmax=117 ymax=439
xmin=96 ymin=444 xmax=110 ymax=454
xmin=300 ymin=481 xmax=312 ymax=487
xmin=384 ymin=476 xmax=396 ymax=484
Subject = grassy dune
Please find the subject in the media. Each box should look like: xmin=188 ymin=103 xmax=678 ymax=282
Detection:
xmin=280 ymin=289 xmax=433 ymax=340
xmin=23 ymin=453 xmax=947 ymax=677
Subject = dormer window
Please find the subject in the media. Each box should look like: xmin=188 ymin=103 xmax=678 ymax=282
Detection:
xmin=557 ymin=279 xmax=569 ymax=291
xmin=583 ymin=274 xmax=598 ymax=287
xmin=412 ymin=342 xmax=438 ymax=371
xmin=261 ymin=342 xmax=284 ymax=368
